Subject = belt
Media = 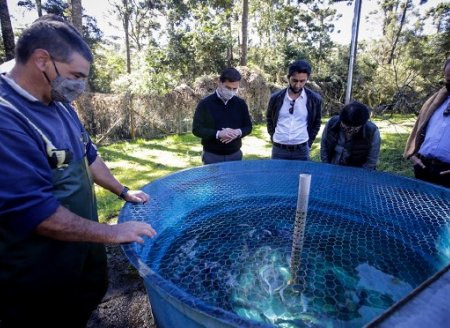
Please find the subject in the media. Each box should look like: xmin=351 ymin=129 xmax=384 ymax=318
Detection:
xmin=273 ymin=141 xmax=307 ymax=150
xmin=418 ymin=154 xmax=450 ymax=168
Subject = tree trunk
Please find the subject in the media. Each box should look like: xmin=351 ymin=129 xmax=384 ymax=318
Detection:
xmin=0 ymin=0 xmax=15 ymax=60
xmin=70 ymin=0 xmax=83 ymax=34
xmin=123 ymin=0 xmax=131 ymax=74
xmin=227 ymin=13 xmax=233 ymax=66
xmin=240 ymin=0 xmax=248 ymax=66
xmin=35 ymin=0 xmax=42 ymax=17
xmin=388 ymin=0 xmax=410 ymax=64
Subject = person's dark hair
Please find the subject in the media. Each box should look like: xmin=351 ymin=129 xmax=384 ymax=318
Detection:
xmin=288 ymin=60 xmax=312 ymax=77
xmin=219 ymin=67 xmax=241 ymax=83
xmin=444 ymin=58 xmax=450 ymax=71
xmin=15 ymin=20 xmax=92 ymax=65
xmin=32 ymin=14 xmax=82 ymax=37
xmin=33 ymin=14 xmax=67 ymax=24
xmin=340 ymin=101 xmax=371 ymax=127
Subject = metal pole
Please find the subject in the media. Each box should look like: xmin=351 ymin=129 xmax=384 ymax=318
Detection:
xmin=290 ymin=174 xmax=311 ymax=288
xmin=345 ymin=0 xmax=362 ymax=104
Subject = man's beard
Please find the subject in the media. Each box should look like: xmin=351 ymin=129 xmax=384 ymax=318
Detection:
xmin=289 ymin=85 xmax=302 ymax=94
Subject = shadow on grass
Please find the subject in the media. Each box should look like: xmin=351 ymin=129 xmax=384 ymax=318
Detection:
xmin=96 ymin=124 xmax=415 ymax=223
xmin=378 ymin=132 xmax=413 ymax=177
xmin=250 ymin=125 xmax=269 ymax=140
xmin=97 ymin=137 xmax=202 ymax=222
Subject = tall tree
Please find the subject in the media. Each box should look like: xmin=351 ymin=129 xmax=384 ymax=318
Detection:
xmin=123 ymin=0 xmax=131 ymax=73
xmin=162 ymin=0 xmax=234 ymax=79
xmin=303 ymin=1 xmax=340 ymax=75
xmin=248 ymin=0 xmax=339 ymax=81
xmin=128 ymin=1 xmax=160 ymax=51
xmin=425 ymin=2 xmax=450 ymax=34
xmin=387 ymin=0 xmax=412 ymax=64
xmin=110 ymin=0 xmax=132 ymax=73
xmin=36 ymin=0 xmax=42 ymax=16
xmin=17 ymin=0 xmax=43 ymax=16
xmin=0 ymin=0 xmax=15 ymax=60
xmin=110 ymin=0 xmax=161 ymax=73
xmin=240 ymin=0 xmax=248 ymax=66
xmin=42 ymin=0 xmax=69 ymax=16
xmin=70 ymin=0 xmax=83 ymax=33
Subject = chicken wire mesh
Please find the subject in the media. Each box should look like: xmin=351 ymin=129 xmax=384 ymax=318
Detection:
xmin=119 ymin=160 xmax=450 ymax=328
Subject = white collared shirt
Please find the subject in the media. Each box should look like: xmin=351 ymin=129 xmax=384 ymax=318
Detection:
xmin=419 ymin=95 xmax=450 ymax=163
xmin=273 ymin=89 xmax=309 ymax=145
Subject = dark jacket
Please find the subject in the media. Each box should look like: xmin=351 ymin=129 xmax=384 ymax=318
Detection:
xmin=320 ymin=116 xmax=381 ymax=169
xmin=192 ymin=92 xmax=252 ymax=155
xmin=403 ymin=87 xmax=449 ymax=159
xmin=266 ymin=88 xmax=322 ymax=146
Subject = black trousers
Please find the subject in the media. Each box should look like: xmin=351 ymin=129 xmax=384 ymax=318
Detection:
xmin=0 ymin=242 xmax=108 ymax=328
xmin=414 ymin=157 xmax=450 ymax=188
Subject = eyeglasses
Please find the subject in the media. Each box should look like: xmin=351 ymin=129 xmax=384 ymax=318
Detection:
xmin=341 ymin=122 xmax=362 ymax=134
xmin=289 ymin=100 xmax=295 ymax=114
xmin=444 ymin=103 xmax=450 ymax=117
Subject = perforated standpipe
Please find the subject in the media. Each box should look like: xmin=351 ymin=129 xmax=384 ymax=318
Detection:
xmin=290 ymin=173 xmax=311 ymax=288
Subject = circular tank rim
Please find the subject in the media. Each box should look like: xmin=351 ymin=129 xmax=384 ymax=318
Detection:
xmin=120 ymin=242 xmax=275 ymax=328
xmin=119 ymin=159 xmax=450 ymax=327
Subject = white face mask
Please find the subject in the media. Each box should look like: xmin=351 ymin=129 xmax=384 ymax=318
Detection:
xmin=218 ymin=84 xmax=237 ymax=101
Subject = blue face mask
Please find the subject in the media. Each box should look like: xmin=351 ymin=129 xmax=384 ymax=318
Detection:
xmin=43 ymin=59 xmax=86 ymax=103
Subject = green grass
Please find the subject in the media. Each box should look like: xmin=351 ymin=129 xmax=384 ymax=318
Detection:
xmin=96 ymin=117 xmax=416 ymax=223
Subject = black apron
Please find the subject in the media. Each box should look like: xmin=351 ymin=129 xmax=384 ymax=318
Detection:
xmin=0 ymin=99 xmax=108 ymax=328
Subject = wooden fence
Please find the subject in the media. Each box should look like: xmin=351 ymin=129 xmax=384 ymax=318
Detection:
xmin=74 ymin=67 xmax=274 ymax=144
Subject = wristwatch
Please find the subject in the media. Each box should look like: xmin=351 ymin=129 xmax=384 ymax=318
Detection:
xmin=118 ymin=186 xmax=129 ymax=200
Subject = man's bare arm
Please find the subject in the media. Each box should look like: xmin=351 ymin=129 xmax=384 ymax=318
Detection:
xmin=35 ymin=205 xmax=156 ymax=244
xmin=90 ymin=156 xmax=149 ymax=203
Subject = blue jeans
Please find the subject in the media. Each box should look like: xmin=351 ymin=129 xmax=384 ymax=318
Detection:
xmin=202 ymin=150 xmax=243 ymax=165
xmin=271 ymin=144 xmax=310 ymax=160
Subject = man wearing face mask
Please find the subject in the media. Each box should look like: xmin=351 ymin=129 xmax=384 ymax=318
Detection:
xmin=192 ymin=67 xmax=253 ymax=164
xmin=0 ymin=14 xmax=74 ymax=75
xmin=320 ymin=101 xmax=381 ymax=170
xmin=266 ymin=59 xmax=322 ymax=160
xmin=0 ymin=20 xmax=157 ymax=328
xmin=404 ymin=58 xmax=450 ymax=188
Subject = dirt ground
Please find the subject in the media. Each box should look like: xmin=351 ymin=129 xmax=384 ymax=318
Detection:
xmin=87 ymin=244 xmax=157 ymax=328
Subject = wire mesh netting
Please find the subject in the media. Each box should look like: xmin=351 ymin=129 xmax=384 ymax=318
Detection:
xmin=119 ymin=160 xmax=450 ymax=328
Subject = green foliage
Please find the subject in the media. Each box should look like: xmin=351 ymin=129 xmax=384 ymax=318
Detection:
xmin=6 ymin=0 xmax=448 ymax=112
xmin=97 ymin=119 xmax=415 ymax=223
xmin=90 ymin=45 xmax=126 ymax=93
xmin=165 ymin=2 xmax=234 ymax=80
xmin=17 ymin=0 xmax=69 ymax=16
xmin=0 ymin=36 xmax=5 ymax=63
xmin=82 ymin=15 xmax=103 ymax=47
xmin=110 ymin=51 xmax=177 ymax=95
xmin=16 ymin=1 xmax=103 ymax=50
xmin=248 ymin=0 xmax=339 ymax=83
xmin=41 ymin=0 xmax=69 ymax=16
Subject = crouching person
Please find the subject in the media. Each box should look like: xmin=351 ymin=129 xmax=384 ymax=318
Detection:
xmin=321 ymin=101 xmax=381 ymax=169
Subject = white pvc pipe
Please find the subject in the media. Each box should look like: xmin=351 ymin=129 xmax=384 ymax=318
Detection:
xmin=290 ymin=174 xmax=311 ymax=288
